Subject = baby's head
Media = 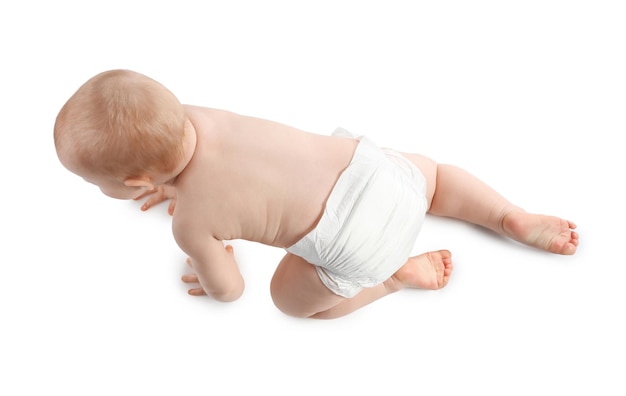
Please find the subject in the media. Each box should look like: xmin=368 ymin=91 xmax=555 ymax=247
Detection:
xmin=54 ymin=69 xmax=190 ymax=199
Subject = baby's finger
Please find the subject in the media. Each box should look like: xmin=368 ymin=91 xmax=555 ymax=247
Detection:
xmin=181 ymin=274 xmax=199 ymax=283
xmin=186 ymin=257 xmax=192 ymax=268
xmin=134 ymin=188 xmax=157 ymax=201
xmin=168 ymin=199 xmax=176 ymax=216
xmin=140 ymin=194 xmax=165 ymax=211
xmin=188 ymin=288 xmax=206 ymax=296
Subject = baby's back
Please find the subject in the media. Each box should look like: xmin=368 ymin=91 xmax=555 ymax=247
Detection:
xmin=175 ymin=106 xmax=359 ymax=248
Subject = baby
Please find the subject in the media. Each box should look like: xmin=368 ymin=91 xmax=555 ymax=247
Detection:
xmin=54 ymin=69 xmax=579 ymax=319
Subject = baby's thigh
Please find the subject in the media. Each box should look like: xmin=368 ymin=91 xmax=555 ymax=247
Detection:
xmin=399 ymin=152 xmax=437 ymax=209
xmin=270 ymin=253 xmax=344 ymax=318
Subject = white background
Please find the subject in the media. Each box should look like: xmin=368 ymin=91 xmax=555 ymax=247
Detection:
xmin=1 ymin=1 xmax=624 ymax=395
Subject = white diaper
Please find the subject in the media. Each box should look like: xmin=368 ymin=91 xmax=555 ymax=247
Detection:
xmin=286 ymin=128 xmax=428 ymax=298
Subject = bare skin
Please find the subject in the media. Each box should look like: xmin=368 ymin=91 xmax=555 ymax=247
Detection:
xmin=151 ymin=107 xmax=575 ymax=318
xmin=393 ymin=250 xmax=453 ymax=291
xmin=502 ymin=212 xmax=578 ymax=255
xmin=59 ymin=104 xmax=579 ymax=319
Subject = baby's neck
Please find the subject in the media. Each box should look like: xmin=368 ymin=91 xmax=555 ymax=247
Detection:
xmin=167 ymin=118 xmax=198 ymax=184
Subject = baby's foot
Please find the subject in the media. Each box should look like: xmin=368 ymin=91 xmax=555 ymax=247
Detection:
xmin=502 ymin=211 xmax=579 ymax=255
xmin=391 ymin=250 xmax=453 ymax=291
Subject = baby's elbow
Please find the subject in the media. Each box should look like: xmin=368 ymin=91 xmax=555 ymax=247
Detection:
xmin=212 ymin=289 xmax=243 ymax=302
xmin=211 ymin=281 xmax=244 ymax=302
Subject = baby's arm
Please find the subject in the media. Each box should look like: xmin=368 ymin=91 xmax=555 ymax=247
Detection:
xmin=175 ymin=231 xmax=244 ymax=302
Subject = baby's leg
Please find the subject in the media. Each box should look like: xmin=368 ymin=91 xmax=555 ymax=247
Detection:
xmin=402 ymin=153 xmax=579 ymax=255
xmin=270 ymin=251 xmax=452 ymax=319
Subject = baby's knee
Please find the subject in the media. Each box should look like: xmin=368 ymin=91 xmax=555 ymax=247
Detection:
xmin=269 ymin=283 xmax=311 ymax=318
xmin=269 ymin=265 xmax=309 ymax=318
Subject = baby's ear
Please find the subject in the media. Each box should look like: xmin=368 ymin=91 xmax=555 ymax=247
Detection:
xmin=124 ymin=176 xmax=154 ymax=190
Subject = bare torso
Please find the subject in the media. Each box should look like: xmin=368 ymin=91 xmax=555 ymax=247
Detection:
xmin=173 ymin=105 xmax=359 ymax=248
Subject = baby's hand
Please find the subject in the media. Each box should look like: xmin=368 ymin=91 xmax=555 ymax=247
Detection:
xmin=135 ymin=185 xmax=177 ymax=215
xmin=181 ymin=245 xmax=235 ymax=296
xmin=181 ymin=257 xmax=207 ymax=296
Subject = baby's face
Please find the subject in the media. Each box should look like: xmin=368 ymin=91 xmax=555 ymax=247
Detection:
xmin=82 ymin=174 xmax=150 ymax=200
xmin=58 ymin=149 xmax=150 ymax=200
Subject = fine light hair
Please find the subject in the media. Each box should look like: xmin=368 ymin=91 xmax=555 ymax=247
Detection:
xmin=54 ymin=69 xmax=186 ymax=179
